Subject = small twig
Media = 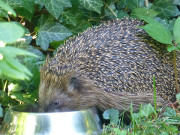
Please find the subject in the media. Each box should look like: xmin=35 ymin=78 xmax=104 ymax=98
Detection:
xmin=7 ymin=16 xmax=10 ymax=22
xmin=33 ymin=46 xmax=55 ymax=52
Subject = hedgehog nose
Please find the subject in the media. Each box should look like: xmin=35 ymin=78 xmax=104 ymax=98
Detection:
xmin=39 ymin=107 xmax=45 ymax=112
xmin=38 ymin=105 xmax=47 ymax=112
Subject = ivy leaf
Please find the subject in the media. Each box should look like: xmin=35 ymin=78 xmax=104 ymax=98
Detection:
xmin=173 ymin=0 xmax=180 ymax=5
xmin=36 ymin=15 xmax=72 ymax=50
xmin=0 ymin=104 xmax=3 ymax=117
xmin=16 ymin=7 xmax=33 ymax=21
xmin=0 ymin=22 xmax=24 ymax=44
xmin=79 ymin=0 xmax=103 ymax=14
xmin=36 ymin=0 xmax=72 ymax=19
xmin=132 ymin=8 xmax=159 ymax=18
xmin=68 ymin=20 xmax=92 ymax=35
xmin=61 ymin=10 xmax=77 ymax=26
xmin=117 ymin=0 xmax=145 ymax=10
xmin=164 ymin=119 xmax=180 ymax=125
xmin=163 ymin=107 xmax=176 ymax=117
xmin=0 ymin=7 xmax=8 ymax=18
xmin=173 ymin=17 xmax=180 ymax=44
xmin=0 ymin=0 xmax=16 ymax=16
xmin=141 ymin=21 xmax=173 ymax=45
xmin=103 ymin=108 xmax=119 ymax=124
xmin=105 ymin=4 xmax=118 ymax=18
xmin=21 ymin=0 xmax=35 ymax=13
xmin=117 ymin=10 xmax=129 ymax=19
xmin=3 ymin=0 xmax=22 ymax=9
xmin=140 ymin=104 xmax=155 ymax=117
xmin=0 ymin=91 xmax=11 ymax=106
xmin=151 ymin=0 xmax=180 ymax=19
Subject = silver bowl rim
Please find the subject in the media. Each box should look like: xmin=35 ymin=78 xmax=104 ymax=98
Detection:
xmin=8 ymin=104 xmax=96 ymax=115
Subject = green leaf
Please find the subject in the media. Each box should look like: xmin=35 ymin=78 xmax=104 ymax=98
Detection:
xmin=117 ymin=10 xmax=129 ymax=19
xmin=141 ymin=21 xmax=173 ymax=45
xmin=151 ymin=0 xmax=180 ymax=19
xmin=0 ymin=60 xmax=30 ymax=80
xmin=140 ymin=104 xmax=155 ymax=117
xmin=116 ymin=130 xmax=127 ymax=135
xmin=105 ymin=4 xmax=118 ymax=18
xmin=173 ymin=0 xmax=180 ymax=5
xmin=1 ymin=46 xmax=38 ymax=57
xmin=103 ymin=108 xmax=119 ymax=124
xmin=0 ymin=7 xmax=8 ymax=18
xmin=36 ymin=0 xmax=72 ymax=19
xmin=16 ymin=7 xmax=33 ymax=21
xmin=0 ymin=22 xmax=24 ymax=44
xmin=4 ymin=55 xmax=32 ymax=76
xmin=12 ymin=28 xmax=33 ymax=49
xmin=3 ymin=0 xmax=22 ymax=9
xmin=68 ymin=20 xmax=92 ymax=35
xmin=21 ymin=0 xmax=35 ymax=13
xmin=163 ymin=107 xmax=176 ymax=117
xmin=160 ymin=132 xmax=169 ymax=135
xmin=173 ymin=17 xmax=180 ymax=44
xmin=176 ymin=93 xmax=180 ymax=104
xmin=8 ymin=83 xmax=23 ymax=92
xmin=61 ymin=10 xmax=77 ymax=26
xmin=117 ymin=0 xmax=145 ymax=10
xmin=36 ymin=15 xmax=72 ymax=50
xmin=0 ymin=0 xmax=16 ymax=16
xmin=167 ymin=45 xmax=178 ymax=52
xmin=11 ymin=91 xmax=33 ymax=103
xmin=79 ymin=0 xmax=103 ymax=14
xmin=0 ymin=46 xmax=38 ymax=80
xmin=131 ymin=8 xmax=159 ymax=18
xmin=155 ymin=17 xmax=175 ymax=32
xmin=131 ymin=113 xmax=140 ymax=121
xmin=0 ymin=104 xmax=3 ymax=117
xmin=165 ymin=118 xmax=180 ymax=125
xmin=0 ymin=91 xmax=11 ymax=106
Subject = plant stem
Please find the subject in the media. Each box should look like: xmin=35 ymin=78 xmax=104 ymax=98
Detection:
xmin=3 ymin=80 xmax=8 ymax=92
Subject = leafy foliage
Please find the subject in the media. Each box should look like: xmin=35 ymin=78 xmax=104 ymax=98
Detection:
xmin=36 ymin=15 xmax=72 ymax=50
xmin=0 ymin=104 xmax=3 ymax=117
xmin=79 ymin=0 xmax=103 ymax=14
xmin=0 ymin=22 xmax=24 ymax=43
xmin=103 ymin=108 xmax=119 ymax=124
xmin=36 ymin=0 xmax=72 ymax=19
xmin=102 ymin=104 xmax=180 ymax=135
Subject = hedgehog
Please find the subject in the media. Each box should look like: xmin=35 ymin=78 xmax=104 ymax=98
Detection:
xmin=38 ymin=18 xmax=179 ymax=113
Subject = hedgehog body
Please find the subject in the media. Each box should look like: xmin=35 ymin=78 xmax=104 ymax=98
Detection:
xmin=39 ymin=18 xmax=179 ymax=112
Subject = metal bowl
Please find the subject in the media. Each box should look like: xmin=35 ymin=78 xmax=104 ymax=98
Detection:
xmin=0 ymin=104 xmax=102 ymax=135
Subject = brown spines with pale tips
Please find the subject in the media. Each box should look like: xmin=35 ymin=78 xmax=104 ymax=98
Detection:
xmin=39 ymin=18 xmax=179 ymax=112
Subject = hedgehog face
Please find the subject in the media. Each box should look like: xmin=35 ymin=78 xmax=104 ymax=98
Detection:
xmin=38 ymin=74 xmax=85 ymax=112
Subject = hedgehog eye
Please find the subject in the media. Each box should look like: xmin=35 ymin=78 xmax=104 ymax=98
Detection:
xmin=53 ymin=101 xmax=60 ymax=106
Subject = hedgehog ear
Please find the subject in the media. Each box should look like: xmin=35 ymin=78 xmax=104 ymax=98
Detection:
xmin=45 ymin=54 xmax=51 ymax=64
xmin=68 ymin=77 xmax=80 ymax=93
xmin=41 ymin=54 xmax=51 ymax=73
